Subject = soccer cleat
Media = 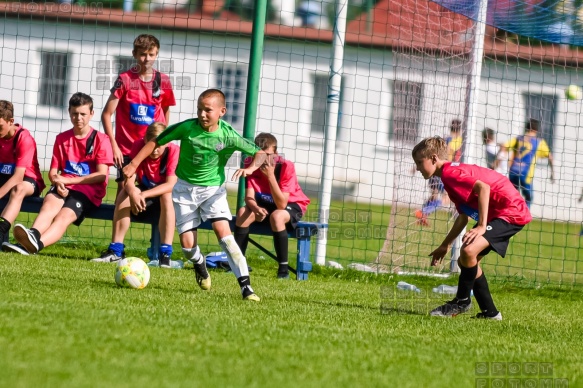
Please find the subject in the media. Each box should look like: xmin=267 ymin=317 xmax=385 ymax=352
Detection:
xmin=13 ymin=224 xmax=39 ymax=254
xmin=159 ymin=253 xmax=171 ymax=269
xmin=277 ymin=273 xmax=290 ymax=280
xmin=241 ymin=285 xmax=260 ymax=302
xmin=430 ymin=298 xmax=472 ymax=317
xmin=91 ymin=249 xmax=124 ymax=263
xmin=2 ymin=242 xmax=30 ymax=255
xmin=244 ymin=293 xmax=261 ymax=302
xmin=472 ymin=311 xmax=503 ymax=321
xmin=193 ymin=256 xmax=211 ymax=290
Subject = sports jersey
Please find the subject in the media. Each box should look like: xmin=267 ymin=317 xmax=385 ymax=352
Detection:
xmin=0 ymin=124 xmax=46 ymax=192
xmin=440 ymin=162 xmax=531 ymax=226
xmin=110 ymin=69 xmax=176 ymax=155
xmin=506 ymin=135 xmax=551 ymax=184
xmin=245 ymin=155 xmax=310 ymax=213
xmin=157 ymin=119 xmax=259 ymax=186
xmin=50 ymin=128 xmax=114 ymax=207
xmin=446 ymin=135 xmax=462 ymax=162
xmin=129 ymin=137 xmax=179 ymax=188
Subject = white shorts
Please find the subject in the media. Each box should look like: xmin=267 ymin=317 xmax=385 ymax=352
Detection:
xmin=172 ymin=179 xmax=232 ymax=234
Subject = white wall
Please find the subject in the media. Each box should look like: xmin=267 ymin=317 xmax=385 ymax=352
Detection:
xmin=1 ymin=18 xmax=582 ymax=221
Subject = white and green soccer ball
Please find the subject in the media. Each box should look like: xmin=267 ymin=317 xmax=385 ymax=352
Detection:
xmin=115 ymin=257 xmax=150 ymax=289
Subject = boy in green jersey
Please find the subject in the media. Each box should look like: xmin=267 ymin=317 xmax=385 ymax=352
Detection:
xmin=124 ymin=89 xmax=266 ymax=301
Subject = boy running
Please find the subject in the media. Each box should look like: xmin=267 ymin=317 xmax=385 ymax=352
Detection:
xmin=123 ymin=89 xmax=266 ymax=301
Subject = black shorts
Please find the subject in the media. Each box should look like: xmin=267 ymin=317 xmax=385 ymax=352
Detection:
xmin=115 ymin=155 xmax=132 ymax=182
xmin=130 ymin=197 xmax=161 ymax=223
xmin=0 ymin=176 xmax=42 ymax=200
xmin=255 ymin=197 xmax=304 ymax=232
xmin=47 ymin=187 xmax=97 ymax=226
xmin=473 ymin=218 xmax=524 ymax=258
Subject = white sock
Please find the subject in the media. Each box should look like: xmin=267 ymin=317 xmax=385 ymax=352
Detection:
xmin=219 ymin=235 xmax=249 ymax=278
xmin=182 ymin=246 xmax=202 ymax=264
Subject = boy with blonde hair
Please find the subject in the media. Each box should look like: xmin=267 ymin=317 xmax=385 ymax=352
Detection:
xmin=412 ymin=136 xmax=531 ymax=320
xmin=93 ymin=122 xmax=179 ymax=267
xmin=124 ymin=89 xmax=266 ymax=301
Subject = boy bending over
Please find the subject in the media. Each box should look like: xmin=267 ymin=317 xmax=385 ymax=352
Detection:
xmin=412 ymin=136 xmax=531 ymax=320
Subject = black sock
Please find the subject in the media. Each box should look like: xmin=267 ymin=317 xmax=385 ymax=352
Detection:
xmin=30 ymin=228 xmax=44 ymax=252
xmin=272 ymin=230 xmax=288 ymax=276
xmin=234 ymin=226 xmax=250 ymax=255
xmin=456 ymin=264 xmax=478 ymax=301
xmin=237 ymin=276 xmax=253 ymax=296
xmin=0 ymin=217 xmax=10 ymax=243
xmin=0 ymin=217 xmax=11 ymax=234
xmin=473 ymin=273 xmax=498 ymax=316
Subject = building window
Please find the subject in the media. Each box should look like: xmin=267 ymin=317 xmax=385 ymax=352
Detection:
xmin=311 ymin=74 xmax=329 ymax=135
xmin=38 ymin=52 xmax=69 ymax=108
xmin=311 ymin=73 xmax=347 ymax=138
xmin=522 ymin=93 xmax=557 ymax=151
xmin=215 ymin=63 xmax=247 ymax=128
xmin=390 ymin=80 xmax=423 ymax=143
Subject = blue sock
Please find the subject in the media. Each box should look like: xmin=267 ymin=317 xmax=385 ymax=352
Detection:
xmin=422 ymin=199 xmax=442 ymax=215
xmin=160 ymin=244 xmax=173 ymax=256
xmin=108 ymin=242 xmax=124 ymax=257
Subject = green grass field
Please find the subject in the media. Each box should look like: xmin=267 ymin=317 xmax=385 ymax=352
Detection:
xmin=1 ymin=249 xmax=582 ymax=387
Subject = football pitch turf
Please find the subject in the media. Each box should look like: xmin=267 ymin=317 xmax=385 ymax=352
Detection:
xmin=1 ymin=250 xmax=582 ymax=387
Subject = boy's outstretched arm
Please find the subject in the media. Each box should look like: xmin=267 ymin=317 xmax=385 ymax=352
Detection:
xmin=430 ymin=214 xmax=468 ymax=266
xmin=462 ymin=180 xmax=490 ymax=245
xmin=122 ymin=140 xmax=158 ymax=179
xmin=232 ymin=150 xmax=267 ymax=180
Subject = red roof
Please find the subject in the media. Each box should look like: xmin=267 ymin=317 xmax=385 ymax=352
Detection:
xmin=1 ymin=1 xmax=582 ymax=66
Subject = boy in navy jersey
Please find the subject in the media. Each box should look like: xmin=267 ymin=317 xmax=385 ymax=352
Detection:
xmin=412 ymin=136 xmax=531 ymax=320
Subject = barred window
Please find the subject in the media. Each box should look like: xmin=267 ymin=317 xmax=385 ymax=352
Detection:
xmin=39 ymin=52 xmax=70 ymax=108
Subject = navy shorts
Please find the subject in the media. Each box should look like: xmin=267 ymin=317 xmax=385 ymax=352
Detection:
xmin=473 ymin=218 xmax=524 ymax=258
xmin=129 ymin=183 xmax=169 ymax=223
xmin=116 ymin=155 xmax=133 ymax=182
xmin=47 ymin=187 xmax=97 ymax=226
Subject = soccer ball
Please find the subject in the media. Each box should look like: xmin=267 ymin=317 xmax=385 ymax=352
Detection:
xmin=115 ymin=257 xmax=150 ymax=289
xmin=565 ymin=85 xmax=582 ymax=100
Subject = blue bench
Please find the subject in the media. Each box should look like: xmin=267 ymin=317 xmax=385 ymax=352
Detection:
xmin=1 ymin=196 xmax=325 ymax=280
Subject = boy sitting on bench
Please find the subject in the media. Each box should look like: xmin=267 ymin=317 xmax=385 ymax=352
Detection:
xmin=234 ymin=133 xmax=310 ymax=279
xmin=92 ymin=122 xmax=179 ymax=267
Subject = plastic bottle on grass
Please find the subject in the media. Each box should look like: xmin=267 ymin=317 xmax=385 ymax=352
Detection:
xmin=397 ymin=281 xmax=421 ymax=293
xmin=432 ymin=284 xmax=458 ymax=295
xmin=432 ymin=284 xmax=473 ymax=296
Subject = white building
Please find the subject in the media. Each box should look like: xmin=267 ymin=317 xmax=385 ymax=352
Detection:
xmin=0 ymin=0 xmax=582 ymax=223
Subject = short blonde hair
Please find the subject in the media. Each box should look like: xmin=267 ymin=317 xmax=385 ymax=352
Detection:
xmin=412 ymin=136 xmax=448 ymax=160
xmin=145 ymin=122 xmax=166 ymax=142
